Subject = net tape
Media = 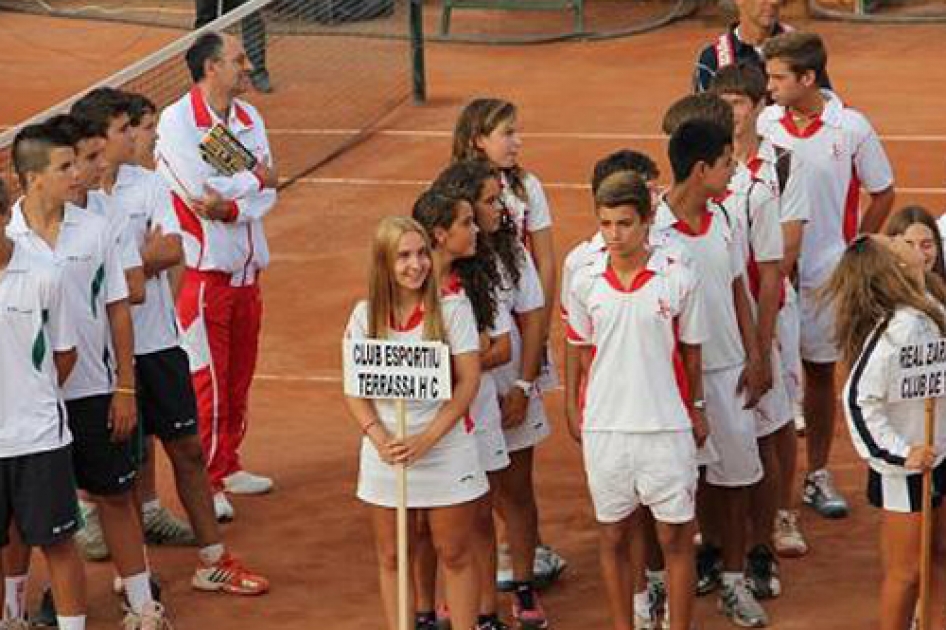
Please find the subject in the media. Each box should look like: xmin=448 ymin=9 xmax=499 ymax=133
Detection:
xmin=0 ymin=0 xmax=413 ymax=192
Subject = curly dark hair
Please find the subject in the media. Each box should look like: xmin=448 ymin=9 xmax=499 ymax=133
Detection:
xmin=486 ymin=206 xmax=523 ymax=290
xmin=411 ymin=188 xmax=498 ymax=332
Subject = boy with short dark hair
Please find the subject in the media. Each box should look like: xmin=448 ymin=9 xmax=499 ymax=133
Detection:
xmin=655 ymin=118 xmax=770 ymax=627
xmin=760 ymin=31 xmax=895 ymax=522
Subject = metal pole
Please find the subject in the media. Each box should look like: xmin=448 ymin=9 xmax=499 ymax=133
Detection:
xmin=409 ymin=0 xmax=427 ymax=103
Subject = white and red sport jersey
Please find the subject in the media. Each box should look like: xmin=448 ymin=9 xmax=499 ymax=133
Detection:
xmin=7 ymin=200 xmax=128 ymax=400
xmin=85 ymin=190 xmax=142 ymax=273
xmin=0 ymin=242 xmax=75 ymax=458
xmin=652 ymin=197 xmax=745 ymax=371
xmin=567 ymin=251 xmax=707 ymax=433
xmin=758 ymin=90 xmax=894 ymax=289
xmin=156 ymin=86 xmax=277 ymax=286
xmin=500 ymin=171 xmax=553 ymax=243
xmin=344 ymin=293 xmax=480 ymax=439
xmin=106 ymin=164 xmax=182 ymax=355
xmin=718 ymin=141 xmax=785 ymax=307
xmin=560 ymin=231 xmax=605 ymax=321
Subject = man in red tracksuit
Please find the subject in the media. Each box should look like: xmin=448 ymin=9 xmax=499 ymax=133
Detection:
xmin=155 ymin=31 xmax=278 ymax=522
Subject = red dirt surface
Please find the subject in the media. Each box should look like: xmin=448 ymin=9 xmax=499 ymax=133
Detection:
xmin=1 ymin=9 xmax=944 ymax=629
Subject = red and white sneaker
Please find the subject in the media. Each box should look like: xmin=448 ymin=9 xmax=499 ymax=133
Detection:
xmin=512 ymin=585 xmax=549 ymax=629
xmin=192 ymin=552 xmax=269 ymax=596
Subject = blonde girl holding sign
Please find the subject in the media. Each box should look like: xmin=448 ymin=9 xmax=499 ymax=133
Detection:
xmin=825 ymin=234 xmax=946 ymax=630
xmin=343 ymin=215 xmax=486 ymax=630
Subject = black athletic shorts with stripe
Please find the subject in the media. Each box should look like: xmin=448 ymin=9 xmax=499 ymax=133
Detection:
xmin=867 ymin=459 xmax=946 ymax=513
xmin=0 ymin=446 xmax=80 ymax=547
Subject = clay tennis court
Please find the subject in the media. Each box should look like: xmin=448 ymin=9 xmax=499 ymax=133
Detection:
xmin=1 ymin=6 xmax=945 ymax=628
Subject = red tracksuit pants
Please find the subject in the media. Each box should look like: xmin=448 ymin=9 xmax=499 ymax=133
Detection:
xmin=176 ymin=270 xmax=262 ymax=490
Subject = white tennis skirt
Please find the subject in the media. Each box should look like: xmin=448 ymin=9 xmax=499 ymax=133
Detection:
xmin=357 ymin=429 xmax=489 ymax=509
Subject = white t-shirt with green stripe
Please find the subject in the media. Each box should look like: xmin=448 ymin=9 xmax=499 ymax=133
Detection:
xmin=7 ymin=201 xmax=128 ymax=401
xmin=0 ymin=240 xmax=76 ymax=457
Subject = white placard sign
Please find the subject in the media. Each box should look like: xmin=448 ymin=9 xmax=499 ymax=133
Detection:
xmin=892 ymin=338 xmax=946 ymax=402
xmin=343 ymin=339 xmax=452 ymax=401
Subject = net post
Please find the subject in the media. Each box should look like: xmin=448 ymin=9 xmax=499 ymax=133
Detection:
xmin=409 ymin=0 xmax=427 ymax=103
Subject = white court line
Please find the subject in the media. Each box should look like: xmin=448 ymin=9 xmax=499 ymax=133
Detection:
xmin=287 ymin=176 xmax=946 ymax=195
xmin=267 ymin=128 xmax=946 ymax=143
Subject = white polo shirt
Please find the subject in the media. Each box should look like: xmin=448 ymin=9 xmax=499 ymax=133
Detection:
xmin=344 ymin=293 xmax=480 ymax=443
xmin=156 ymin=86 xmax=277 ymax=286
xmin=7 ymin=200 xmax=129 ymax=400
xmin=0 ymin=241 xmax=76 ymax=457
xmin=652 ymin=198 xmax=745 ymax=372
xmin=491 ymin=247 xmax=546 ymax=394
xmin=500 ymin=171 xmax=553 ymax=242
xmin=567 ymin=252 xmax=708 ymax=433
xmin=106 ymin=164 xmax=182 ymax=355
xmin=561 ymin=231 xmax=605 ymax=321
xmin=718 ymin=142 xmax=785 ymax=306
xmin=84 ymin=190 xmax=142 ymax=274
xmin=758 ymin=90 xmax=894 ymax=290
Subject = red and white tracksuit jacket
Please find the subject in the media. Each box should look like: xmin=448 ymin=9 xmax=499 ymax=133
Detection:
xmin=156 ymin=85 xmax=277 ymax=489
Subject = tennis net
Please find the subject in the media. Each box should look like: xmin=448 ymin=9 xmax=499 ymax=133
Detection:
xmin=0 ymin=0 xmax=425 ymax=193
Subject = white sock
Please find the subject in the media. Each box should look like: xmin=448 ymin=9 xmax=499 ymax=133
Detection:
xmin=722 ymin=571 xmax=743 ymax=587
xmin=633 ymin=590 xmax=649 ymax=617
xmin=3 ymin=575 xmax=28 ymax=620
xmin=56 ymin=615 xmax=86 ymax=630
xmin=142 ymin=499 xmax=161 ymax=514
xmin=122 ymin=572 xmax=154 ymax=613
xmin=199 ymin=543 xmax=226 ymax=565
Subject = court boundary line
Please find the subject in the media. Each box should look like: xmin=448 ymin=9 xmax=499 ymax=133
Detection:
xmin=4 ymin=126 xmax=946 ymax=143
xmin=285 ymin=175 xmax=946 ymax=194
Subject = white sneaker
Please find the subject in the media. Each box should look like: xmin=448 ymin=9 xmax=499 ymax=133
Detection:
xmin=213 ymin=492 xmax=235 ymax=523
xmin=75 ymin=501 xmax=109 ymax=561
xmin=122 ymin=601 xmax=173 ymax=630
xmin=223 ymin=471 xmax=273 ymax=495
xmin=719 ymin=578 xmax=768 ymax=627
xmin=0 ymin=619 xmax=31 ymax=630
xmin=773 ymin=509 xmax=808 ymax=558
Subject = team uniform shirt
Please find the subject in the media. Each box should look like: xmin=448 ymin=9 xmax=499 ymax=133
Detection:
xmin=843 ymin=307 xmax=946 ymax=477
xmin=567 ymin=251 xmax=708 ymax=433
xmin=500 ymin=171 xmax=553 ymax=243
xmin=106 ymin=164 xmax=182 ymax=355
xmin=85 ymin=190 xmax=142 ymax=273
xmin=492 ymin=247 xmax=552 ymax=392
xmin=651 ymin=197 xmax=745 ymax=372
xmin=560 ymin=232 xmax=605 ymax=322
xmin=0 ymin=243 xmax=76 ymax=457
xmin=156 ymin=86 xmax=277 ymax=286
xmin=758 ymin=90 xmax=894 ymax=290
xmin=345 ymin=293 xmax=480 ymax=443
xmin=7 ymin=201 xmax=129 ymax=400
xmin=718 ymin=145 xmax=784 ymax=304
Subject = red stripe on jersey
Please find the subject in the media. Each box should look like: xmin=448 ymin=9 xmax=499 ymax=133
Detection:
xmin=779 ymin=111 xmax=824 ymax=139
xmin=671 ymin=318 xmax=691 ymax=408
xmin=843 ymin=165 xmax=861 ymax=243
xmin=233 ymin=102 xmax=255 ymax=128
xmin=189 ymin=87 xmax=213 ymax=129
xmin=565 ymin=323 xmax=586 ymax=343
xmin=442 ymin=271 xmax=463 ymax=296
xmin=390 ymin=303 xmax=425 ymax=332
xmin=579 ymin=345 xmax=597 ymax=430
xmin=172 ymin=192 xmax=205 ymax=267
xmin=463 ymin=412 xmax=474 ymax=433
xmin=603 ymin=266 xmax=656 ymax=293
xmin=672 ymin=211 xmax=713 ymax=237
